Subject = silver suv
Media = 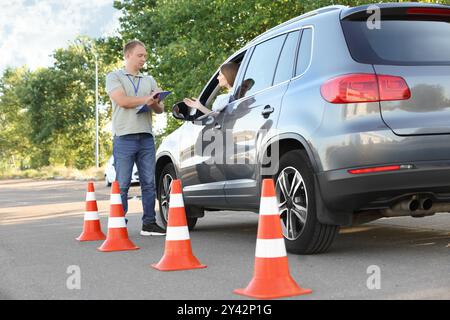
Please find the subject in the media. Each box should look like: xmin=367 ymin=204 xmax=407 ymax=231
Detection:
xmin=155 ymin=3 xmax=450 ymax=254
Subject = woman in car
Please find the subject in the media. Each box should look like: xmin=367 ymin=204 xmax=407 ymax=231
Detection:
xmin=183 ymin=62 xmax=239 ymax=114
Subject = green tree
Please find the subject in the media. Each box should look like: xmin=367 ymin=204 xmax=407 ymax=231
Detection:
xmin=19 ymin=37 xmax=116 ymax=169
xmin=0 ymin=67 xmax=35 ymax=170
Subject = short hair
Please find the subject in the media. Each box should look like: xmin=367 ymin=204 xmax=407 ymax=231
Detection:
xmin=123 ymin=40 xmax=146 ymax=56
xmin=220 ymin=62 xmax=239 ymax=87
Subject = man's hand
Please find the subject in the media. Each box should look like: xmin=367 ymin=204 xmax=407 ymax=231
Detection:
xmin=109 ymin=88 xmax=152 ymax=109
xmin=145 ymin=94 xmax=159 ymax=107
xmin=145 ymin=91 xmax=164 ymax=114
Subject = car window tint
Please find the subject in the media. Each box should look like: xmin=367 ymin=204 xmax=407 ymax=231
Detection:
xmin=342 ymin=19 xmax=450 ymax=65
xmin=273 ymin=31 xmax=300 ymax=85
xmin=296 ymin=28 xmax=313 ymax=76
xmin=238 ymin=34 xmax=286 ymax=98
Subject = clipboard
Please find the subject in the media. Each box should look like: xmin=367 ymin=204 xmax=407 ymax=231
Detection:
xmin=136 ymin=91 xmax=172 ymax=114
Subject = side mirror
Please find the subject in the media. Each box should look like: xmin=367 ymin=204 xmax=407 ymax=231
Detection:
xmin=172 ymin=101 xmax=191 ymax=121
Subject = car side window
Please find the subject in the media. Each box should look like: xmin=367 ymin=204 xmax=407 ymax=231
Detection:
xmin=273 ymin=31 xmax=301 ymax=85
xmin=295 ymin=28 xmax=313 ymax=76
xmin=237 ymin=34 xmax=286 ymax=99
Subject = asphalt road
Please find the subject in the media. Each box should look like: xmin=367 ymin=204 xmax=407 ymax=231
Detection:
xmin=0 ymin=179 xmax=449 ymax=300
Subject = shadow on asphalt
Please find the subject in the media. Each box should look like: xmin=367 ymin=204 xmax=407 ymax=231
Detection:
xmin=192 ymin=215 xmax=449 ymax=255
xmin=333 ymin=224 xmax=449 ymax=254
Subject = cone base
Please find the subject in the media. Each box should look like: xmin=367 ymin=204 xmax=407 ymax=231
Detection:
xmin=233 ymin=288 xmax=312 ymax=299
xmin=234 ymin=286 xmax=312 ymax=300
xmin=151 ymin=263 xmax=207 ymax=271
xmin=151 ymin=254 xmax=206 ymax=271
xmin=97 ymin=239 xmax=140 ymax=252
xmin=76 ymin=220 xmax=106 ymax=241
xmin=234 ymin=277 xmax=312 ymax=300
xmin=76 ymin=231 xmax=106 ymax=242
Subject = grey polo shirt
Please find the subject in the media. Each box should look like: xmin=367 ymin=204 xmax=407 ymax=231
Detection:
xmin=106 ymin=69 xmax=159 ymax=136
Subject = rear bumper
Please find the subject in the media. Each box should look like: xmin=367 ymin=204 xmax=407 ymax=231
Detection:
xmin=316 ymin=160 xmax=450 ymax=212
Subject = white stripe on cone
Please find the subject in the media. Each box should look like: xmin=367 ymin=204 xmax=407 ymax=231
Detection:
xmin=166 ymin=226 xmax=190 ymax=241
xmin=259 ymin=197 xmax=280 ymax=216
xmin=255 ymin=238 xmax=287 ymax=258
xmin=110 ymin=194 xmax=122 ymax=205
xmin=84 ymin=211 xmax=100 ymax=221
xmin=108 ymin=217 xmax=127 ymax=229
xmin=86 ymin=192 xmax=96 ymax=201
xmin=169 ymin=194 xmax=184 ymax=208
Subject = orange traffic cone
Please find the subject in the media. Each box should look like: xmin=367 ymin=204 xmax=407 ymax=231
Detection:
xmin=152 ymin=179 xmax=206 ymax=271
xmin=97 ymin=181 xmax=139 ymax=252
xmin=234 ymin=179 xmax=312 ymax=299
xmin=76 ymin=182 xmax=106 ymax=241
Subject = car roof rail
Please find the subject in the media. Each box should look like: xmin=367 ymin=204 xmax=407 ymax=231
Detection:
xmin=248 ymin=5 xmax=348 ymax=45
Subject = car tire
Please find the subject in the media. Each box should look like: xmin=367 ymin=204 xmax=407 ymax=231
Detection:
xmin=157 ymin=163 xmax=198 ymax=230
xmin=274 ymin=150 xmax=339 ymax=254
xmin=105 ymin=175 xmax=111 ymax=187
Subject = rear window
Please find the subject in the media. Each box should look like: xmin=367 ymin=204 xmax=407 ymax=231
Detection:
xmin=342 ymin=19 xmax=450 ymax=66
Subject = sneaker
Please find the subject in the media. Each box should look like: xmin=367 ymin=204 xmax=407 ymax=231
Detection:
xmin=140 ymin=223 xmax=166 ymax=236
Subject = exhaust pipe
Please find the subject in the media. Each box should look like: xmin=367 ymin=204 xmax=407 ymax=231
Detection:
xmin=399 ymin=198 xmax=419 ymax=212
xmin=382 ymin=198 xmax=418 ymax=217
xmin=355 ymin=196 xmax=445 ymax=224
xmin=382 ymin=197 xmax=420 ymax=217
xmin=412 ymin=198 xmax=433 ymax=218
xmin=409 ymin=199 xmax=420 ymax=212
xmin=419 ymin=198 xmax=433 ymax=211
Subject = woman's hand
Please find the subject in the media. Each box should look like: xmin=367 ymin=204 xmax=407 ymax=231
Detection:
xmin=183 ymin=97 xmax=202 ymax=109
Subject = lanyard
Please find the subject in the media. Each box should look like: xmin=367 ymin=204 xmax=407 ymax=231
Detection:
xmin=124 ymin=72 xmax=141 ymax=96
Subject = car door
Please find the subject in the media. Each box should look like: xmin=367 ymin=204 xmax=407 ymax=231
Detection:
xmin=177 ymin=94 xmax=229 ymax=208
xmin=222 ymin=31 xmax=301 ymax=208
xmin=177 ymin=50 xmax=247 ymax=208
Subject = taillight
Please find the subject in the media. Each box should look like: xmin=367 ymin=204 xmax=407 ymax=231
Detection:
xmin=321 ymin=73 xmax=411 ymax=104
xmin=407 ymin=8 xmax=450 ymax=16
xmin=348 ymin=165 xmax=401 ymax=175
xmin=377 ymin=75 xmax=411 ymax=101
xmin=321 ymin=74 xmax=378 ymax=103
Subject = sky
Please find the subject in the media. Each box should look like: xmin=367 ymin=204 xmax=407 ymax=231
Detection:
xmin=0 ymin=0 xmax=122 ymax=74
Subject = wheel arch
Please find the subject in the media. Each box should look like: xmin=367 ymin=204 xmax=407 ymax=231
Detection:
xmin=259 ymin=134 xmax=351 ymax=226
xmin=258 ymin=133 xmax=320 ymax=179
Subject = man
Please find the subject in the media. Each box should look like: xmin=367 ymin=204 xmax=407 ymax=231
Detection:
xmin=106 ymin=39 xmax=166 ymax=236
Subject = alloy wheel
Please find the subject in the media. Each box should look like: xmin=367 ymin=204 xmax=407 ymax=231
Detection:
xmin=160 ymin=173 xmax=173 ymax=222
xmin=275 ymin=166 xmax=308 ymax=240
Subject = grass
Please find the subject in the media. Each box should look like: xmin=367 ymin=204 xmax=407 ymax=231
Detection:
xmin=0 ymin=166 xmax=105 ymax=181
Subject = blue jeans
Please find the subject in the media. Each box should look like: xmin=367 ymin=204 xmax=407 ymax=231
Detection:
xmin=113 ymin=133 xmax=156 ymax=225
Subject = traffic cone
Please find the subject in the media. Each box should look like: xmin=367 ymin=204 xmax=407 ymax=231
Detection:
xmin=234 ymin=179 xmax=312 ymax=299
xmin=76 ymin=182 xmax=106 ymax=241
xmin=152 ymin=179 xmax=206 ymax=271
xmin=97 ymin=181 xmax=139 ymax=252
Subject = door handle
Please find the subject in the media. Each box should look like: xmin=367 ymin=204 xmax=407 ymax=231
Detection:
xmin=261 ymin=105 xmax=274 ymax=118
xmin=214 ymin=123 xmax=222 ymax=130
